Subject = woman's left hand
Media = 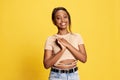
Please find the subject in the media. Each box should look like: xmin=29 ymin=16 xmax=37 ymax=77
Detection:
xmin=57 ymin=38 xmax=70 ymax=48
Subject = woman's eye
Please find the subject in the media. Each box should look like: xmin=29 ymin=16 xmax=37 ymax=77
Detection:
xmin=56 ymin=17 xmax=60 ymax=20
xmin=64 ymin=16 xmax=68 ymax=18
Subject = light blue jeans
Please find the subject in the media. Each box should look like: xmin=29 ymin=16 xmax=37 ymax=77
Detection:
xmin=49 ymin=71 xmax=80 ymax=80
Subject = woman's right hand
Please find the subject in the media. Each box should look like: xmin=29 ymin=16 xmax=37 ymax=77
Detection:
xmin=56 ymin=38 xmax=66 ymax=50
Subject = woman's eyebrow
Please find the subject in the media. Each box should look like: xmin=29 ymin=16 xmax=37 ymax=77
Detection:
xmin=55 ymin=14 xmax=67 ymax=17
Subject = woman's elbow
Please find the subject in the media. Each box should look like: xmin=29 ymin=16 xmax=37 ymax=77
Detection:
xmin=44 ymin=64 xmax=50 ymax=69
xmin=44 ymin=66 xmax=50 ymax=69
xmin=80 ymin=56 xmax=87 ymax=63
xmin=43 ymin=63 xmax=51 ymax=69
xmin=82 ymin=58 xmax=87 ymax=63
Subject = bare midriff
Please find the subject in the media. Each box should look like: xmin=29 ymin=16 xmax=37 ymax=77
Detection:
xmin=53 ymin=59 xmax=77 ymax=69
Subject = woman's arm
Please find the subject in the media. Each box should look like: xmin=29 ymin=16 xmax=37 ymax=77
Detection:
xmin=43 ymin=39 xmax=66 ymax=69
xmin=57 ymin=38 xmax=87 ymax=63
xmin=43 ymin=49 xmax=66 ymax=69
xmin=67 ymin=44 xmax=87 ymax=63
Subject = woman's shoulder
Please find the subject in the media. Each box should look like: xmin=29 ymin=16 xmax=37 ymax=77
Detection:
xmin=71 ymin=33 xmax=82 ymax=37
xmin=46 ymin=34 xmax=57 ymax=40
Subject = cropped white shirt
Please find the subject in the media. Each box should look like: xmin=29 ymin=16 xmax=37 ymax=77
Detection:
xmin=44 ymin=33 xmax=84 ymax=65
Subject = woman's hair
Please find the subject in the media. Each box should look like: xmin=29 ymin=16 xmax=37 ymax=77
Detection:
xmin=52 ymin=7 xmax=72 ymax=32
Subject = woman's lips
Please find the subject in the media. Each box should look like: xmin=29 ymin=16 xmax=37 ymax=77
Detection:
xmin=60 ymin=22 xmax=66 ymax=26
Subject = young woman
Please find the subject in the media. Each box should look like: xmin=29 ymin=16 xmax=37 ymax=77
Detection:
xmin=43 ymin=7 xmax=87 ymax=80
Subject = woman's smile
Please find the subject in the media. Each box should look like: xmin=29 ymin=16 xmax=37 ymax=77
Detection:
xmin=60 ymin=22 xmax=67 ymax=26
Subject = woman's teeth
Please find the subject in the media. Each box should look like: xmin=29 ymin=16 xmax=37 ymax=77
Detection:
xmin=61 ymin=23 xmax=66 ymax=26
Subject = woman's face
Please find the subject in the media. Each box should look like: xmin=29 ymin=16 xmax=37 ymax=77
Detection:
xmin=54 ymin=10 xmax=69 ymax=29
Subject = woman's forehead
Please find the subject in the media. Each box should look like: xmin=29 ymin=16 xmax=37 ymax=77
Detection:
xmin=55 ymin=10 xmax=68 ymax=16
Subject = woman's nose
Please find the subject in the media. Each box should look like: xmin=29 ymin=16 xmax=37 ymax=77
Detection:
xmin=61 ymin=18 xmax=65 ymax=22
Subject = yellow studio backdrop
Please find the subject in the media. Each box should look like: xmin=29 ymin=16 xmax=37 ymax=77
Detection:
xmin=0 ymin=0 xmax=120 ymax=80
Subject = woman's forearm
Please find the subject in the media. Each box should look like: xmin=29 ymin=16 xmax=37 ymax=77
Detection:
xmin=67 ymin=44 xmax=87 ymax=63
xmin=44 ymin=49 xmax=66 ymax=69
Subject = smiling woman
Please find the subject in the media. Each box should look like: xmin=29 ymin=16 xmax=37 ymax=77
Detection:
xmin=43 ymin=7 xmax=87 ymax=80
xmin=0 ymin=0 xmax=119 ymax=80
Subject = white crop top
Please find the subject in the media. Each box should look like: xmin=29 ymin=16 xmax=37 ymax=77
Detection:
xmin=44 ymin=33 xmax=84 ymax=65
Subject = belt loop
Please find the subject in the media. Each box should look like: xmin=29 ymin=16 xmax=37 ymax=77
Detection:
xmin=73 ymin=68 xmax=75 ymax=72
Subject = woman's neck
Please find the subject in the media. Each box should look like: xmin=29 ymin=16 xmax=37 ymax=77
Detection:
xmin=57 ymin=30 xmax=69 ymax=35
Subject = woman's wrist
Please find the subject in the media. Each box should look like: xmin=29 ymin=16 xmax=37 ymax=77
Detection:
xmin=61 ymin=47 xmax=66 ymax=52
xmin=66 ymin=43 xmax=72 ymax=49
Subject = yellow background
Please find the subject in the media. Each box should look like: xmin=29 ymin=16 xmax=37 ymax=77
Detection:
xmin=0 ymin=0 xmax=120 ymax=80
